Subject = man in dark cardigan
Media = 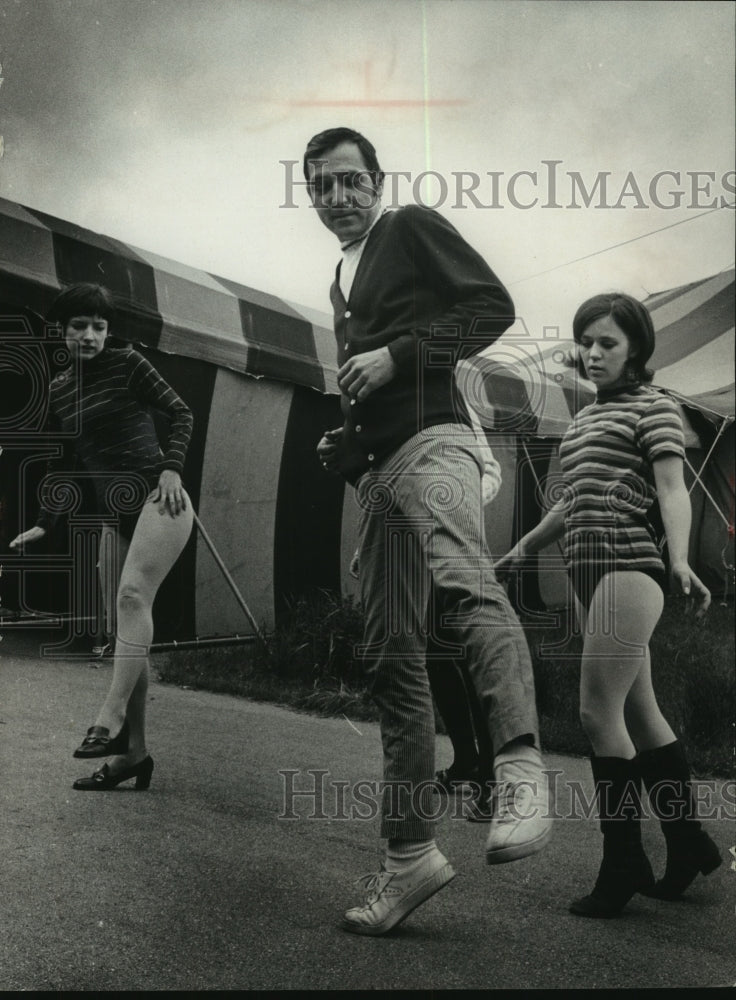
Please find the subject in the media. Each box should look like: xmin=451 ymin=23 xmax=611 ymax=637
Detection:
xmin=308 ymin=127 xmax=551 ymax=936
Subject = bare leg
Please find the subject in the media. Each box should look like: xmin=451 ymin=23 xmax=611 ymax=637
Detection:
xmin=624 ymin=656 xmax=677 ymax=752
xmin=578 ymin=572 xmax=664 ymax=758
xmin=92 ymin=495 xmax=193 ymax=762
xmin=107 ymin=668 xmax=149 ymax=769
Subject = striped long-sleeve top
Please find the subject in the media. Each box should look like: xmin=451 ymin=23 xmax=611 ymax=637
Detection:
xmin=557 ymin=383 xmax=685 ymax=574
xmin=37 ymin=346 xmax=193 ymax=529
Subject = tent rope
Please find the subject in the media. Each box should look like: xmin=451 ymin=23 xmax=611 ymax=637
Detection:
xmin=520 ymin=437 xmax=566 ymax=562
xmin=657 ymin=453 xmax=732 ymax=557
xmin=655 ymin=406 xmax=732 ymax=555
xmin=684 ymin=419 xmax=729 ymax=497
xmin=681 ymin=456 xmax=731 ymax=530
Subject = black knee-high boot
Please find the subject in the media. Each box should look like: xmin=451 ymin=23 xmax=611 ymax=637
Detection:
xmin=637 ymin=740 xmax=722 ymax=900
xmin=569 ymin=756 xmax=655 ymax=918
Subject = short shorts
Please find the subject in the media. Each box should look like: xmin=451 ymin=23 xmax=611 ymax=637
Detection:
xmin=93 ymin=472 xmax=157 ymax=543
xmin=100 ymin=507 xmax=145 ymax=543
xmin=569 ymin=564 xmax=667 ymax=611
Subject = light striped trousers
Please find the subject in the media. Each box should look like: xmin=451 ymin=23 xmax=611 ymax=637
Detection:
xmin=356 ymin=424 xmax=539 ymax=841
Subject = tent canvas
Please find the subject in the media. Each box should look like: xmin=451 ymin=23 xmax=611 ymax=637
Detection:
xmin=645 ymin=269 xmax=735 ymax=597
xmin=0 ymin=196 xmax=356 ymax=642
xmin=1 ymin=193 xmax=732 ymax=638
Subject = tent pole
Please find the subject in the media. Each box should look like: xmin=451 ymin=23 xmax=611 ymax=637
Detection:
xmin=192 ymin=511 xmax=269 ymax=652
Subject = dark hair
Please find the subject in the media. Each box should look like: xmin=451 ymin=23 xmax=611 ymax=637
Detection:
xmin=302 ymin=127 xmax=383 ymax=184
xmin=567 ymin=292 xmax=655 ymax=383
xmin=47 ymin=283 xmax=117 ymax=329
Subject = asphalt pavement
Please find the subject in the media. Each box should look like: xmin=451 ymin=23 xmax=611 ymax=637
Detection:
xmin=1 ymin=630 xmax=734 ymax=991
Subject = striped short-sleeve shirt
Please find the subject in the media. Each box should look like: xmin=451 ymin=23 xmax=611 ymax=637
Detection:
xmin=557 ymin=383 xmax=685 ymax=575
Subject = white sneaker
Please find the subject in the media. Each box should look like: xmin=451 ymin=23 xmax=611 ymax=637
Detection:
xmin=342 ymin=847 xmax=456 ymax=936
xmin=485 ymin=752 xmax=552 ymax=864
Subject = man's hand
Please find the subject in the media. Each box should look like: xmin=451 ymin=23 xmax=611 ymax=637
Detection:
xmin=317 ymin=426 xmax=343 ymax=475
xmin=338 ymin=347 xmax=397 ymax=402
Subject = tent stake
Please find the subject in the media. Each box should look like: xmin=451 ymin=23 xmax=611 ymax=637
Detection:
xmin=192 ymin=511 xmax=269 ymax=653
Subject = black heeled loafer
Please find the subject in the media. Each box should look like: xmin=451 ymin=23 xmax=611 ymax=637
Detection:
xmin=73 ymin=719 xmax=130 ymax=759
xmin=435 ymin=762 xmax=481 ymax=793
xmin=72 ymin=755 xmax=154 ymax=791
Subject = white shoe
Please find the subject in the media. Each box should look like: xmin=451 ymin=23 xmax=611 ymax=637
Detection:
xmin=485 ymin=752 xmax=552 ymax=864
xmin=342 ymin=847 xmax=456 ymax=936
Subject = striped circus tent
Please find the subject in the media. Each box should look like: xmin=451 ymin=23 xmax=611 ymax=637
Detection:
xmin=0 ymin=196 xmax=357 ymax=641
xmin=646 ymin=268 xmax=734 ymax=421
xmin=0 ymin=196 xmax=340 ymax=392
xmin=1 ymin=191 xmax=731 ymax=636
xmin=645 ymin=269 xmax=735 ymax=597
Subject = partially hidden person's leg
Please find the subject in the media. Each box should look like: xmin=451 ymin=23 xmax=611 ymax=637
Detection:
xmin=426 ymin=584 xmax=495 ymax=818
xmin=426 ymin=584 xmax=481 ymax=789
xmin=389 ymin=427 xmax=549 ymax=863
xmin=462 ymin=664 xmax=495 ymax=820
xmin=341 ymin=465 xmax=456 ymax=936
xmin=570 ymin=571 xmax=663 ymax=918
xmin=73 ymin=495 xmax=193 ymax=762
xmin=97 ymin=523 xmax=129 ymax=652
xmin=625 ymin=642 xmax=723 ymax=898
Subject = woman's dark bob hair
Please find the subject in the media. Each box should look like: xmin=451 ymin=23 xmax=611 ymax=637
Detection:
xmin=47 ymin=283 xmax=117 ymax=329
xmin=567 ymin=292 xmax=655 ymax=383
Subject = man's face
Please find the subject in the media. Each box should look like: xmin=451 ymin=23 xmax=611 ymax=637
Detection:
xmin=306 ymin=140 xmax=383 ymax=243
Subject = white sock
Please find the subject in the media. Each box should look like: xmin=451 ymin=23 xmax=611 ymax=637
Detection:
xmin=494 ymin=740 xmax=542 ymax=769
xmin=384 ymin=839 xmax=436 ymax=872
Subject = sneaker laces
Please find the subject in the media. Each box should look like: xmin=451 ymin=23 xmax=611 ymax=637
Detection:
xmin=354 ymin=868 xmax=394 ymax=904
xmin=493 ymin=779 xmax=535 ymax=822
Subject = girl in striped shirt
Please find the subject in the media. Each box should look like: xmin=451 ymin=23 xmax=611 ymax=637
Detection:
xmin=496 ymin=292 xmax=720 ymax=918
xmin=11 ymin=284 xmax=194 ymax=792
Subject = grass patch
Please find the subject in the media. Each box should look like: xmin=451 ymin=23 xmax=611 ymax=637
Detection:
xmin=155 ymin=591 xmax=376 ymax=721
xmin=524 ymin=598 xmax=735 ymax=776
xmin=155 ymin=590 xmax=734 ymax=777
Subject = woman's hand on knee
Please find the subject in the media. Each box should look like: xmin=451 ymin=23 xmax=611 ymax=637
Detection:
xmin=150 ymin=469 xmax=187 ymax=517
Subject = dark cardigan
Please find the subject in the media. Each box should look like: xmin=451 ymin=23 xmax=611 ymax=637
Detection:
xmin=330 ymin=204 xmax=515 ymax=483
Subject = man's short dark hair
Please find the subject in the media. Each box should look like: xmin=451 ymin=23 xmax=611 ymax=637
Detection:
xmin=302 ymin=127 xmax=383 ymax=183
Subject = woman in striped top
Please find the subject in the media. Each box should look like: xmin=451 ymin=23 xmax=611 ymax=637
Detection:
xmin=496 ymin=292 xmax=721 ymax=918
xmin=10 ymin=284 xmax=194 ymax=792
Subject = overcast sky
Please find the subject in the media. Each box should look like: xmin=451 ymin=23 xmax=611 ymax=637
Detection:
xmin=0 ymin=0 xmax=733 ymax=344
